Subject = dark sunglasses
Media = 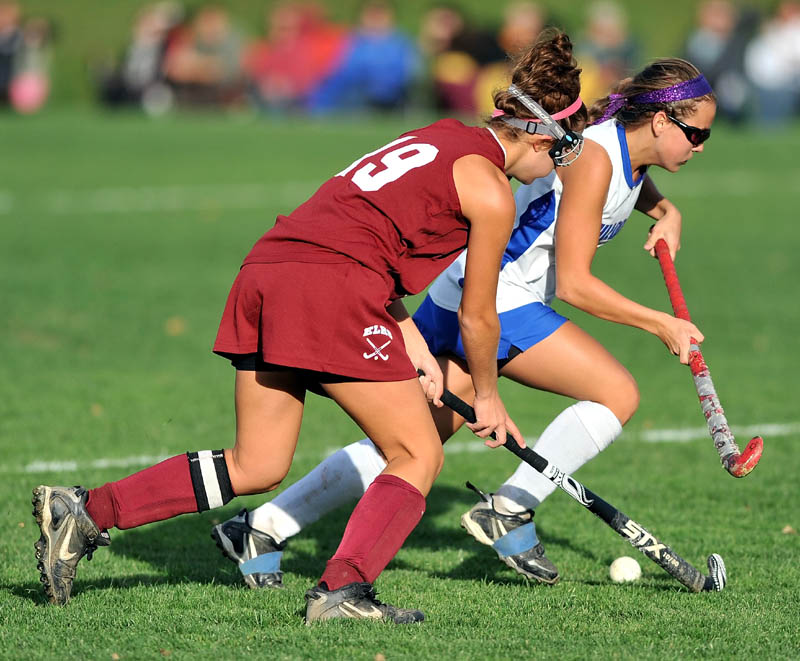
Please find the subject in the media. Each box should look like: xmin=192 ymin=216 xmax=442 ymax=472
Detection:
xmin=667 ymin=114 xmax=711 ymax=146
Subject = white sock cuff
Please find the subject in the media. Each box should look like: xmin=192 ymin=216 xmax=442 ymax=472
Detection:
xmin=343 ymin=438 xmax=387 ymax=491
xmin=571 ymin=401 xmax=623 ymax=453
xmin=250 ymin=439 xmax=386 ymax=543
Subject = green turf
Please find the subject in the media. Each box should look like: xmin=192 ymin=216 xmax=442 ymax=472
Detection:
xmin=1 ymin=111 xmax=799 ymax=659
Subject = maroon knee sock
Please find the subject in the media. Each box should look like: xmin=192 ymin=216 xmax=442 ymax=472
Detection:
xmin=86 ymin=454 xmax=199 ymax=530
xmin=320 ymin=474 xmax=425 ymax=590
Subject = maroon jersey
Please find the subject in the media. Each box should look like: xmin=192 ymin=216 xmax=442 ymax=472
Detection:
xmin=243 ymin=119 xmax=506 ymax=300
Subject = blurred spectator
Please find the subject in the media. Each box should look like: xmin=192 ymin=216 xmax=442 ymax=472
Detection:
xmin=684 ymin=0 xmax=759 ymax=123
xmin=472 ymin=1 xmax=548 ymax=116
xmin=418 ymin=3 xmax=463 ymax=58
xmin=8 ymin=16 xmax=53 ymax=114
xmin=0 ymin=0 xmax=22 ymax=105
xmin=576 ymin=1 xmax=640 ymax=105
xmin=163 ymin=4 xmax=244 ymax=108
xmin=419 ymin=4 xmax=505 ymax=114
xmin=243 ymin=1 xmax=346 ymax=113
xmin=497 ymin=1 xmax=545 ymax=56
xmin=308 ymin=0 xmax=420 ymax=113
xmin=744 ymin=1 xmax=800 ymax=125
xmin=96 ymin=2 xmax=183 ymax=115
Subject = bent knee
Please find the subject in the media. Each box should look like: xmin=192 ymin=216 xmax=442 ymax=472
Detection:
xmin=412 ymin=441 xmax=445 ymax=490
xmin=592 ymin=371 xmax=639 ymax=426
xmin=231 ymin=472 xmax=286 ymax=496
xmin=409 ymin=440 xmax=444 ymax=474
xmin=240 ymin=476 xmax=287 ymax=496
xmin=227 ymin=453 xmax=290 ymax=496
xmin=428 ymin=443 xmax=445 ymax=479
xmin=609 ymin=375 xmax=639 ymax=425
xmin=385 ymin=437 xmax=444 ymax=474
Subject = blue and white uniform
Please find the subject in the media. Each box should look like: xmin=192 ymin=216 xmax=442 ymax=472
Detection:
xmin=413 ymin=119 xmax=647 ymax=362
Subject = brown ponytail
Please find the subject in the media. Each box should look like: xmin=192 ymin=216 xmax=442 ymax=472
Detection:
xmin=588 ymin=58 xmax=716 ymax=127
xmin=488 ymin=28 xmax=586 ymax=136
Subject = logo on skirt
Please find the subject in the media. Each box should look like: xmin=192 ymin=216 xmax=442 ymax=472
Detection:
xmin=362 ymin=325 xmax=393 ymax=361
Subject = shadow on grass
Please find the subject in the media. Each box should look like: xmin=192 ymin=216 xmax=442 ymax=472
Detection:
xmin=1 ymin=573 xmax=230 ymax=607
xmin=108 ymin=483 xmax=479 ymax=577
xmin=10 ymin=483 xmax=512 ymax=604
xmin=13 ymin=467 xmax=701 ymax=607
xmin=9 ymin=478 xmax=694 ymax=605
xmin=535 ymin=527 xmax=606 ymax=563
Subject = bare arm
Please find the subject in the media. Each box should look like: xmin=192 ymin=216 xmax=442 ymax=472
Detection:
xmin=453 ymin=154 xmax=522 ymax=446
xmin=636 ymin=175 xmax=682 ymax=260
xmin=387 ymin=299 xmax=443 ymax=406
xmin=554 ymin=140 xmax=703 ymax=363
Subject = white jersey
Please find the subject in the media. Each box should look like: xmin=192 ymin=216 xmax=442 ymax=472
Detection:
xmin=428 ymin=119 xmax=646 ymax=312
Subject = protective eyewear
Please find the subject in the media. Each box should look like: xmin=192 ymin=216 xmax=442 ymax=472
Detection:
xmin=501 ymin=84 xmax=584 ymax=167
xmin=666 ymin=114 xmax=711 ymax=146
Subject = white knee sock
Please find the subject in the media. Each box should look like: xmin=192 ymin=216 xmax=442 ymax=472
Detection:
xmin=493 ymin=401 xmax=622 ymax=514
xmin=248 ymin=438 xmax=387 ymax=543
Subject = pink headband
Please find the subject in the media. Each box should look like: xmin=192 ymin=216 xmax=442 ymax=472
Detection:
xmin=492 ymin=96 xmax=584 ymax=121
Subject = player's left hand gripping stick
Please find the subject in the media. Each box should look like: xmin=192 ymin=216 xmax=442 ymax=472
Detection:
xmin=654 ymin=238 xmax=763 ymax=478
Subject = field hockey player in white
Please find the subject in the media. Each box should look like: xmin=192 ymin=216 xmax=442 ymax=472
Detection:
xmin=212 ymin=57 xmax=715 ymax=587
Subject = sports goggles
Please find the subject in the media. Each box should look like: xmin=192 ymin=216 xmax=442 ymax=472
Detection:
xmin=667 ymin=114 xmax=711 ymax=146
xmin=500 ymin=84 xmax=584 ymax=167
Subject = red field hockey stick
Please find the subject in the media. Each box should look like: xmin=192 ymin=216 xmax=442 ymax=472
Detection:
xmin=655 ymin=238 xmax=763 ymax=477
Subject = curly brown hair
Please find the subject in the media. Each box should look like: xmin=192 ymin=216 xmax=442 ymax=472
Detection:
xmin=488 ymin=28 xmax=586 ymax=137
xmin=588 ymin=58 xmax=716 ymax=127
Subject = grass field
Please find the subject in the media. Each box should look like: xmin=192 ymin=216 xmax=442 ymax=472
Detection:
xmin=1 ymin=110 xmax=799 ymax=659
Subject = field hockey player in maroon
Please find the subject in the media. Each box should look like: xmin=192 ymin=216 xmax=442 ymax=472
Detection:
xmin=32 ymin=29 xmax=584 ymax=622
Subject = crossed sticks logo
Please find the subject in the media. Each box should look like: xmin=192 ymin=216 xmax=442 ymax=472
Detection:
xmin=362 ymin=325 xmax=393 ymax=361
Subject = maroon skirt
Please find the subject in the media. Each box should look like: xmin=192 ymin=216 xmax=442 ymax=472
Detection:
xmin=213 ymin=262 xmax=417 ymax=382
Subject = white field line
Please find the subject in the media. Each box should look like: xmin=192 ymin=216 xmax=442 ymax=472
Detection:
xmin=640 ymin=422 xmax=800 ymax=443
xmin=446 ymin=421 xmax=799 ymax=450
xmin=1 ymin=170 xmax=799 ymax=216
xmin=4 ymin=422 xmax=796 ymax=475
xmin=15 ymin=455 xmax=171 ymax=475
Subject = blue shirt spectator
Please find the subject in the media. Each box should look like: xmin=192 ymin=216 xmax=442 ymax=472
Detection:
xmin=309 ymin=0 xmax=420 ymax=113
xmin=0 ymin=1 xmax=22 ymax=104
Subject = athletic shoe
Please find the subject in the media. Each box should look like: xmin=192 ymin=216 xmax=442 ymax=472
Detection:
xmin=211 ymin=509 xmax=286 ymax=589
xmin=460 ymin=482 xmax=559 ymax=585
xmin=31 ymin=485 xmax=111 ymax=605
xmin=304 ymin=582 xmax=424 ymax=624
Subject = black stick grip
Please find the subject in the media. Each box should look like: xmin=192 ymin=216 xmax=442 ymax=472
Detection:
xmin=438 ymin=388 xmax=547 ymax=472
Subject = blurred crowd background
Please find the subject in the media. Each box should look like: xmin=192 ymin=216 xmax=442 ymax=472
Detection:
xmin=2 ymin=0 xmax=799 ymax=125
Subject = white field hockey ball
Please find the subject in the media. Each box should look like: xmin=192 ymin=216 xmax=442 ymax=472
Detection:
xmin=609 ymin=556 xmax=642 ymax=583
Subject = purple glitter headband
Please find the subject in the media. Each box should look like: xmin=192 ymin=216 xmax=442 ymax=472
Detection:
xmin=633 ymin=74 xmax=713 ymax=104
xmin=591 ymin=74 xmax=713 ymax=125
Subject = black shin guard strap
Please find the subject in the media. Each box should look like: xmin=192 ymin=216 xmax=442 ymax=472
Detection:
xmin=187 ymin=450 xmax=235 ymax=511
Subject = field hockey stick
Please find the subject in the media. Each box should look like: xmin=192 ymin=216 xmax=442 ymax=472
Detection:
xmin=654 ymin=238 xmax=763 ymax=478
xmin=431 ymin=383 xmax=726 ymax=592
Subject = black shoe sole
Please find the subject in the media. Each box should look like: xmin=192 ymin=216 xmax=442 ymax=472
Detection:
xmin=501 ymin=554 xmax=560 ymax=585
xmin=31 ymin=486 xmax=62 ymax=605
